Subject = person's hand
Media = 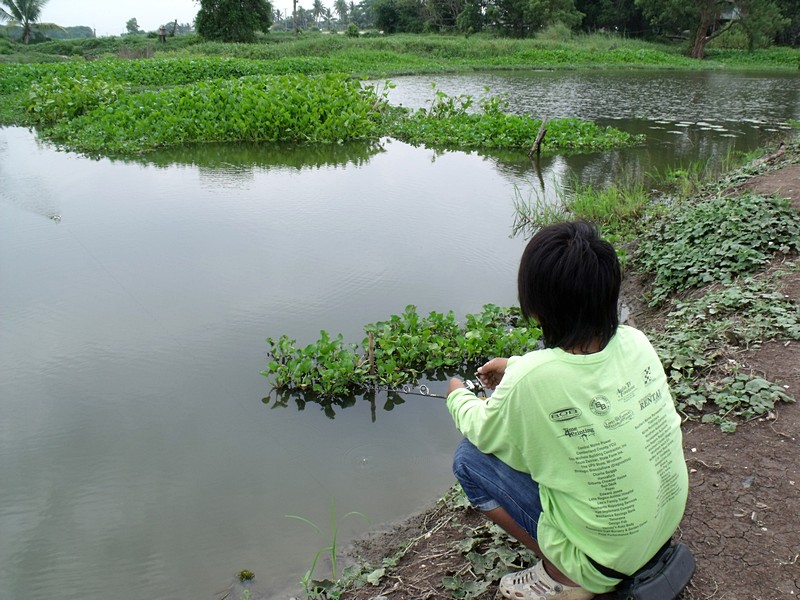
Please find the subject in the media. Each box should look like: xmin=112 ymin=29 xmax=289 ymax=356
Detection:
xmin=477 ymin=358 xmax=508 ymax=389
xmin=447 ymin=377 xmax=465 ymax=395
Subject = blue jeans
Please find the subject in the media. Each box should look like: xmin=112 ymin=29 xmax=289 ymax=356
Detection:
xmin=452 ymin=438 xmax=543 ymax=540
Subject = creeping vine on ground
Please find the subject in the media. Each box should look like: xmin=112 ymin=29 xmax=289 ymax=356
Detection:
xmin=635 ymin=192 xmax=800 ymax=306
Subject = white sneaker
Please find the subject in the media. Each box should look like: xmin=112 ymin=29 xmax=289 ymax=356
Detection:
xmin=499 ymin=560 xmax=594 ymax=600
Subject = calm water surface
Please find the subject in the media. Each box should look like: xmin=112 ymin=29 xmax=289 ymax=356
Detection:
xmin=1 ymin=70 xmax=798 ymax=600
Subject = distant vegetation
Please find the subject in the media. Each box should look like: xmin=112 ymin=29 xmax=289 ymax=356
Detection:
xmin=0 ymin=0 xmax=797 ymax=55
xmin=0 ymin=1 xmax=797 ymax=157
xmin=0 ymin=26 xmax=796 ymax=154
xmin=2 ymin=30 xmax=798 ymax=69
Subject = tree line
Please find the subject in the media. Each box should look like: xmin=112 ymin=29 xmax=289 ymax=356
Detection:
xmin=196 ymin=0 xmax=798 ymax=58
xmin=2 ymin=0 xmax=798 ymax=60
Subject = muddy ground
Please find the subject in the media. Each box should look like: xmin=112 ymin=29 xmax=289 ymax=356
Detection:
xmin=337 ymin=151 xmax=800 ymax=600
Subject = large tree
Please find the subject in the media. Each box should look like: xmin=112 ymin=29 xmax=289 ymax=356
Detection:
xmin=489 ymin=0 xmax=582 ymax=37
xmin=427 ymin=0 xmax=467 ymax=30
xmin=455 ymin=0 xmax=486 ymax=33
xmin=195 ymin=0 xmax=273 ymax=42
xmin=736 ymin=0 xmax=789 ymax=50
xmin=575 ymin=0 xmax=646 ymax=34
xmin=0 ymin=0 xmax=62 ymax=43
xmin=774 ymin=0 xmax=799 ymax=45
xmin=636 ymin=0 xmax=790 ymax=58
xmin=125 ymin=17 xmax=142 ymax=34
xmin=373 ymin=0 xmax=425 ymax=32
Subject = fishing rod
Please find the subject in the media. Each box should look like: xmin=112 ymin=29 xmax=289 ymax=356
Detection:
xmin=388 ymin=375 xmax=487 ymax=399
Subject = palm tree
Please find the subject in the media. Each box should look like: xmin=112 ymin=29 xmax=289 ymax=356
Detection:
xmin=0 ymin=0 xmax=61 ymax=44
xmin=348 ymin=1 xmax=358 ymax=26
xmin=312 ymin=0 xmax=325 ymax=28
xmin=334 ymin=0 xmax=348 ymax=24
xmin=296 ymin=6 xmax=309 ymax=29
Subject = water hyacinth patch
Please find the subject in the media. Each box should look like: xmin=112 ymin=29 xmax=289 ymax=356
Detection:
xmin=388 ymin=89 xmax=644 ymax=152
xmin=262 ymin=304 xmax=541 ymax=400
xmin=27 ymin=75 xmax=125 ymax=126
xmin=37 ymin=73 xmax=389 ymax=154
xmin=16 ymin=57 xmax=643 ymax=157
xmin=0 ymin=56 xmax=333 ymax=95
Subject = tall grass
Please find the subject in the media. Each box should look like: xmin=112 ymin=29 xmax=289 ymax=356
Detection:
xmin=566 ymin=177 xmax=649 ymax=229
xmin=647 ymin=147 xmax=757 ymax=200
xmin=3 ymin=32 xmax=797 ymax=71
xmin=510 ymin=143 xmax=776 ymax=247
xmin=286 ymin=498 xmax=370 ymax=597
xmin=512 ymin=174 xmax=649 ymax=239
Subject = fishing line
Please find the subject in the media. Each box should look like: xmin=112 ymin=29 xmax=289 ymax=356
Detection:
xmin=388 ymin=375 xmax=486 ymax=399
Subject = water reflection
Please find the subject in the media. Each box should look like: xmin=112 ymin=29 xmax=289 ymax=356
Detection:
xmin=263 ymin=386 xmax=420 ymax=421
xmin=125 ymin=138 xmax=387 ymax=176
xmin=481 ymin=117 xmax=788 ymax=185
xmin=261 ymin=370 xmax=463 ymax=421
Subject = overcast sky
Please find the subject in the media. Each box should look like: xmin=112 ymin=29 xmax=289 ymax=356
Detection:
xmin=40 ymin=0 xmax=296 ymax=38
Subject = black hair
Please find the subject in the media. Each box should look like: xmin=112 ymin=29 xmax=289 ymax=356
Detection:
xmin=517 ymin=220 xmax=621 ymax=352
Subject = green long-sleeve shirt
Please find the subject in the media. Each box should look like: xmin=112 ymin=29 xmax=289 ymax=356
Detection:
xmin=447 ymin=325 xmax=688 ymax=593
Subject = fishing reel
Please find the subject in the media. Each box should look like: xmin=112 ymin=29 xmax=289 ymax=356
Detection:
xmin=464 ymin=373 xmax=487 ymax=397
xmin=394 ymin=372 xmax=486 ymax=398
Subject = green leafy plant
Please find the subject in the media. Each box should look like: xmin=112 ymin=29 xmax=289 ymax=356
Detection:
xmin=388 ymin=87 xmax=644 ymax=154
xmin=636 ymin=193 xmax=800 ymax=306
xmin=26 ymin=75 xmax=124 ymax=125
xmin=37 ymin=73 xmax=390 ymax=155
xmin=700 ymin=374 xmax=793 ymax=432
xmin=263 ymin=304 xmax=541 ymax=408
xmin=435 ymin=485 xmax=535 ymax=598
xmin=329 ymin=483 xmax=535 ymax=599
xmin=286 ymin=498 xmax=370 ymax=598
xmin=445 ymin=522 xmax=535 ymax=599
xmin=649 ymin=264 xmax=798 ymax=429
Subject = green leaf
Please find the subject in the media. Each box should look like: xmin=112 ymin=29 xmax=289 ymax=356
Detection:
xmin=367 ymin=567 xmax=385 ymax=585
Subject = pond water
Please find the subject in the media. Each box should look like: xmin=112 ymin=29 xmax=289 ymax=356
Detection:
xmin=1 ymin=69 xmax=798 ymax=600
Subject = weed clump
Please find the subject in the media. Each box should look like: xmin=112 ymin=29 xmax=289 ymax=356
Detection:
xmin=636 ymin=192 xmax=800 ymax=306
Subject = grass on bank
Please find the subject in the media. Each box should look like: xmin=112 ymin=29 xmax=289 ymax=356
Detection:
xmin=2 ymin=30 xmax=798 ymax=70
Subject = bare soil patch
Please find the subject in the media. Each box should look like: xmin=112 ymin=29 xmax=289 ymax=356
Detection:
xmin=338 ymin=155 xmax=800 ymax=600
xmin=743 ymin=162 xmax=800 ymax=212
